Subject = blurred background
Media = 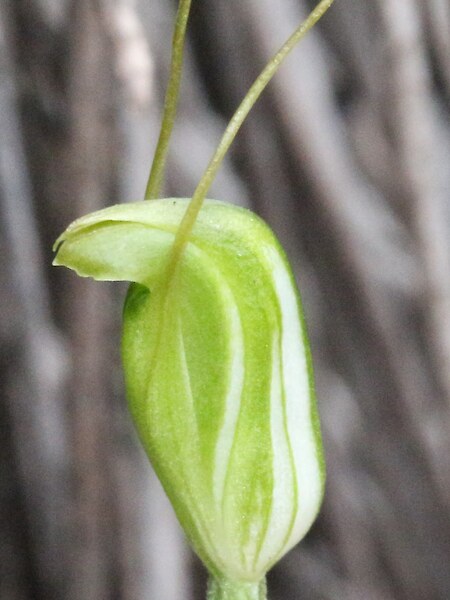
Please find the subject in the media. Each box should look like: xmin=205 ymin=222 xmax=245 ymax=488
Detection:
xmin=1 ymin=1 xmax=450 ymax=599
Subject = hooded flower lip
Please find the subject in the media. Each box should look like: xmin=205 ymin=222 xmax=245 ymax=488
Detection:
xmin=54 ymin=198 xmax=325 ymax=581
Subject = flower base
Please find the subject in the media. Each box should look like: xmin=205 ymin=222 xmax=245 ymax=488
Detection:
xmin=207 ymin=576 xmax=267 ymax=600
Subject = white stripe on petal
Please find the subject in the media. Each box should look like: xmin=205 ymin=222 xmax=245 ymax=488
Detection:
xmin=262 ymin=245 xmax=322 ymax=552
xmin=253 ymin=331 xmax=296 ymax=573
xmin=213 ymin=287 xmax=245 ymax=511
xmin=178 ymin=315 xmax=200 ymax=444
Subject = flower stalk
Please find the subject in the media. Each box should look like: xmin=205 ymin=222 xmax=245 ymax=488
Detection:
xmin=169 ymin=0 xmax=335 ymax=268
xmin=207 ymin=577 xmax=267 ymax=600
xmin=145 ymin=0 xmax=192 ymax=200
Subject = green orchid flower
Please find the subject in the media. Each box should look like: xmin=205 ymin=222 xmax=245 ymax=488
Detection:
xmin=53 ymin=199 xmax=325 ymax=596
xmin=54 ymin=1 xmax=334 ymax=597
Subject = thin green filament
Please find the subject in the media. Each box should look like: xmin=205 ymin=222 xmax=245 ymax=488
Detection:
xmin=145 ymin=0 xmax=192 ymax=200
xmin=169 ymin=0 xmax=335 ymax=266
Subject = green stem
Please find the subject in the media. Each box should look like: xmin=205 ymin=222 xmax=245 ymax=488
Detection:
xmin=169 ymin=0 xmax=334 ymax=264
xmin=145 ymin=0 xmax=192 ymax=200
xmin=207 ymin=577 xmax=267 ymax=600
